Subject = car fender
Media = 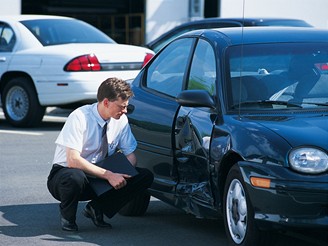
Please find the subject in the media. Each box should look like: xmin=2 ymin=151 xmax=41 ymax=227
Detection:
xmin=210 ymin=116 xmax=293 ymax=209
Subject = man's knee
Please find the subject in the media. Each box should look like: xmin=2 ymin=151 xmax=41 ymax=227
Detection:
xmin=59 ymin=169 xmax=88 ymax=194
xmin=136 ymin=167 xmax=154 ymax=187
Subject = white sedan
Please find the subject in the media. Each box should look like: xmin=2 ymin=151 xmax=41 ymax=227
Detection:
xmin=0 ymin=15 xmax=154 ymax=127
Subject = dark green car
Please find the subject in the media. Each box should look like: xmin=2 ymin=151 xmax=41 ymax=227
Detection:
xmin=123 ymin=27 xmax=328 ymax=246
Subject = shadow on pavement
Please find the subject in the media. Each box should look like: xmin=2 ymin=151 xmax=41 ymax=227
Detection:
xmin=0 ymin=201 xmax=227 ymax=246
xmin=0 ymin=203 xmax=77 ymax=239
xmin=1 ymin=201 xmax=327 ymax=246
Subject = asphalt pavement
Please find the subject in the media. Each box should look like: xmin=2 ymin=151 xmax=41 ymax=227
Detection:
xmin=0 ymin=108 xmax=327 ymax=246
xmin=0 ymin=108 xmax=227 ymax=246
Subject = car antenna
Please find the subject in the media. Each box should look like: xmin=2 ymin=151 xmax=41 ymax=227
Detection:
xmin=237 ymin=0 xmax=246 ymax=119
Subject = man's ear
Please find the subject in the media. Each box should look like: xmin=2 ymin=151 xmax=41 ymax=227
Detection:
xmin=103 ymin=98 xmax=110 ymax=107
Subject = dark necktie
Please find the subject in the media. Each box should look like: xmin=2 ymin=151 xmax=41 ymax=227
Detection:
xmin=100 ymin=122 xmax=108 ymax=159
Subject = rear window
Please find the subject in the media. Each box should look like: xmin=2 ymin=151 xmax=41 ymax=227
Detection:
xmin=21 ymin=18 xmax=116 ymax=46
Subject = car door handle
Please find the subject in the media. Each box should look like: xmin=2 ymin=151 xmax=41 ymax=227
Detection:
xmin=0 ymin=57 xmax=6 ymax=62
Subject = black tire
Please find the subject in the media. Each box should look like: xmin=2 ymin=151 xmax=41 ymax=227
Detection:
xmin=223 ymin=164 xmax=269 ymax=246
xmin=119 ymin=192 xmax=151 ymax=216
xmin=2 ymin=77 xmax=45 ymax=127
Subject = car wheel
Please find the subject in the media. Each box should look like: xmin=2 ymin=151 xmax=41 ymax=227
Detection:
xmin=223 ymin=164 xmax=268 ymax=246
xmin=2 ymin=77 xmax=45 ymax=127
xmin=119 ymin=191 xmax=151 ymax=216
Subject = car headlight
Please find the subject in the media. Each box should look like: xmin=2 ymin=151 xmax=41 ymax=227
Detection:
xmin=289 ymin=147 xmax=328 ymax=174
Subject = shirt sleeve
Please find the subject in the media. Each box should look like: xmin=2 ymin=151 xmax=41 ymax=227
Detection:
xmin=117 ymin=117 xmax=137 ymax=156
xmin=55 ymin=110 xmax=86 ymax=153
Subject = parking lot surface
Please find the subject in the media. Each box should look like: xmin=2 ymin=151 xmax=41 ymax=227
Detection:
xmin=0 ymin=108 xmax=327 ymax=246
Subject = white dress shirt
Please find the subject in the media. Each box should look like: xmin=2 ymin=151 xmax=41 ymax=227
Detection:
xmin=53 ymin=103 xmax=137 ymax=167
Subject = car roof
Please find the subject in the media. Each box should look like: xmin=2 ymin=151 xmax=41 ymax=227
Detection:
xmin=171 ymin=17 xmax=312 ymax=28
xmin=0 ymin=15 xmax=73 ymax=22
xmin=185 ymin=26 xmax=328 ymax=45
xmin=146 ymin=17 xmax=313 ymax=51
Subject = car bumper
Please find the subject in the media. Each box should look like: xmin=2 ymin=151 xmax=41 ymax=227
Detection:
xmin=238 ymin=161 xmax=328 ymax=229
xmin=34 ymin=71 xmax=140 ymax=106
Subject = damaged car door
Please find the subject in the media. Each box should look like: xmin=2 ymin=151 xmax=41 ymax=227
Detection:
xmin=128 ymin=38 xmax=196 ymax=203
xmin=174 ymin=38 xmax=219 ymax=217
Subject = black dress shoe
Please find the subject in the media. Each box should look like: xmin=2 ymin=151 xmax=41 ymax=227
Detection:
xmin=83 ymin=203 xmax=112 ymax=228
xmin=61 ymin=216 xmax=78 ymax=231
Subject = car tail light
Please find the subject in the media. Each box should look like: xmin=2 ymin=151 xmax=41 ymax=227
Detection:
xmin=315 ymin=63 xmax=328 ymax=71
xmin=64 ymin=54 xmax=101 ymax=71
xmin=142 ymin=53 xmax=154 ymax=67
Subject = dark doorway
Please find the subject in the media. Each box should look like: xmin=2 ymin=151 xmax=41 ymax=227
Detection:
xmin=21 ymin=0 xmax=145 ymax=45
xmin=204 ymin=0 xmax=220 ymax=18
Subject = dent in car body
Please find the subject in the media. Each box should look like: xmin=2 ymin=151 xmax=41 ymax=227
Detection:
xmin=174 ymin=106 xmax=218 ymax=217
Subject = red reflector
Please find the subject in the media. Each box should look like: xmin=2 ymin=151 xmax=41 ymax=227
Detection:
xmin=315 ymin=63 xmax=328 ymax=71
xmin=64 ymin=54 xmax=101 ymax=71
xmin=142 ymin=53 xmax=154 ymax=67
xmin=88 ymin=55 xmax=101 ymax=70
xmin=80 ymin=56 xmax=91 ymax=70
xmin=321 ymin=64 xmax=328 ymax=70
xmin=65 ymin=59 xmax=81 ymax=71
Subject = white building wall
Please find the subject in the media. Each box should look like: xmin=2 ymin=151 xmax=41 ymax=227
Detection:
xmin=145 ymin=0 xmax=190 ymax=43
xmin=0 ymin=0 xmax=21 ymax=14
xmin=221 ymin=0 xmax=328 ymax=29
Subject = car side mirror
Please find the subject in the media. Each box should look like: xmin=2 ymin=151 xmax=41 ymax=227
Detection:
xmin=176 ymin=90 xmax=216 ymax=109
xmin=127 ymin=104 xmax=135 ymax=114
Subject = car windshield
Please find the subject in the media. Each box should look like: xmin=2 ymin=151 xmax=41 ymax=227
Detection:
xmin=21 ymin=19 xmax=116 ymax=46
xmin=226 ymin=43 xmax=328 ymax=111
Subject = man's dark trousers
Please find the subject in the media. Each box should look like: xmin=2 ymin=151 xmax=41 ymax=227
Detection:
xmin=47 ymin=165 xmax=154 ymax=222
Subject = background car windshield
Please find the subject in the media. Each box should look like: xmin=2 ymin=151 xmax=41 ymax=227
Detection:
xmin=227 ymin=43 xmax=328 ymax=110
xmin=151 ymin=27 xmax=196 ymax=53
xmin=21 ymin=19 xmax=116 ymax=46
xmin=254 ymin=19 xmax=313 ymax=27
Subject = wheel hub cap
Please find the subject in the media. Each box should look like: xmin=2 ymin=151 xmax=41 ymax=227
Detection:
xmin=14 ymin=98 xmax=23 ymax=109
xmin=6 ymin=86 xmax=29 ymax=121
xmin=226 ymin=179 xmax=248 ymax=244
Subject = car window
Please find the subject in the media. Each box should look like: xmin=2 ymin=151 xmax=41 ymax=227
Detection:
xmin=0 ymin=23 xmax=15 ymax=52
xmin=188 ymin=39 xmax=216 ymax=95
xmin=146 ymin=38 xmax=194 ymax=97
xmin=21 ymin=19 xmax=115 ymax=46
xmin=226 ymin=43 xmax=328 ymax=110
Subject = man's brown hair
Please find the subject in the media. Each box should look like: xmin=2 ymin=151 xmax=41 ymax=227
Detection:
xmin=97 ymin=77 xmax=133 ymax=102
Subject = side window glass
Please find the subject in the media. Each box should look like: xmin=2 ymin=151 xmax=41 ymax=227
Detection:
xmin=146 ymin=38 xmax=194 ymax=97
xmin=0 ymin=23 xmax=4 ymax=51
xmin=188 ymin=39 xmax=216 ymax=95
xmin=0 ymin=23 xmax=15 ymax=52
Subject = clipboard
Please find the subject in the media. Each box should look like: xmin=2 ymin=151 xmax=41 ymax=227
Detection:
xmin=88 ymin=152 xmax=138 ymax=196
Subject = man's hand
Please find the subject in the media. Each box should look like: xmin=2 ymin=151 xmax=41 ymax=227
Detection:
xmin=66 ymin=148 xmax=136 ymax=189
xmin=106 ymin=171 xmax=131 ymax=190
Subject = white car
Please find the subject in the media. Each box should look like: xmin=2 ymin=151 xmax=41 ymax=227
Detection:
xmin=0 ymin=15 xmax=154 ymax=127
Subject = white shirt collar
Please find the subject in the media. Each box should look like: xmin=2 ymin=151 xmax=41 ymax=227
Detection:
xmin=92 ymin=103 xmax=110 ymax=128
